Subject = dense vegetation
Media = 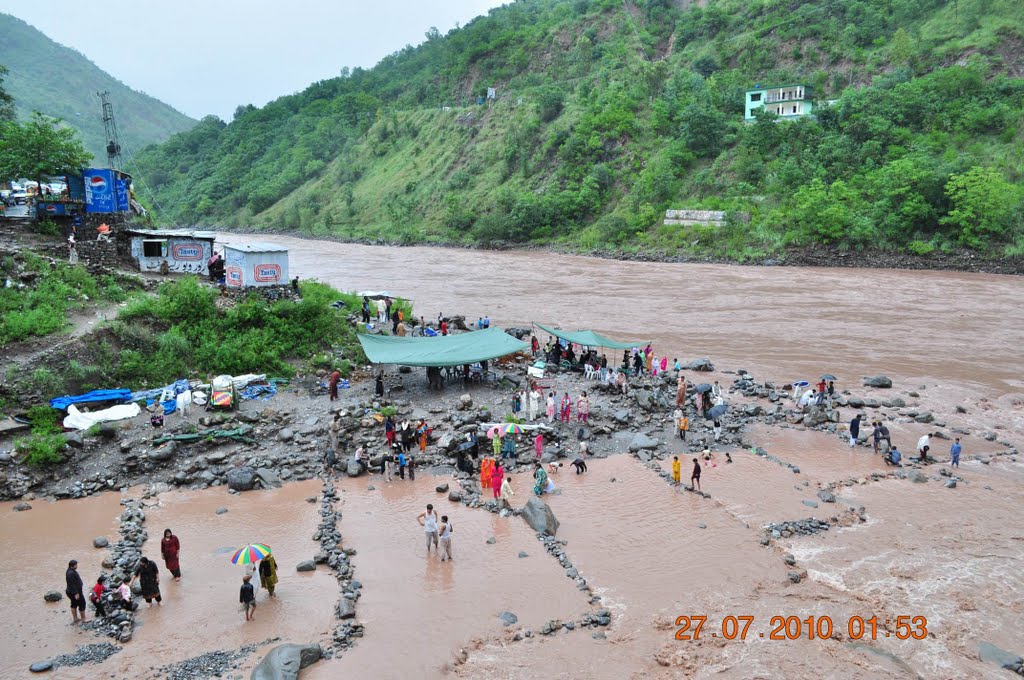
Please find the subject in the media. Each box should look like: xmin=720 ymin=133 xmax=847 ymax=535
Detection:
xmin=0 ymin=252 xmax=129 ymax=346
xmin=3 ymin=271 xmax=406 ymax=400
xmin=0 ymin=13 xmax=195 ymax=162
xmin=134 ymin=0 xmax=1023 ymax=258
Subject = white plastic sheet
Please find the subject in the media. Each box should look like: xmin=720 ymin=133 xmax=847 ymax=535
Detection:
xmin=63 ymin=402 xmax=141 ymax=431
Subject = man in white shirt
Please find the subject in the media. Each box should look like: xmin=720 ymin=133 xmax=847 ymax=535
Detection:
xmin=417 ymin=503 xmax=439 ymax=554
xmin=916 ymin=433 xmax=932 ymax=463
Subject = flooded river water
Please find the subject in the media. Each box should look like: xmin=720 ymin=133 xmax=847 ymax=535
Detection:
xmin=3 ymin=238 xmax=1023 ymax=678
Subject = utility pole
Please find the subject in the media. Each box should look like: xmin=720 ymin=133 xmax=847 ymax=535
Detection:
xmin=97 ymin=91 xmax=123 ymax=170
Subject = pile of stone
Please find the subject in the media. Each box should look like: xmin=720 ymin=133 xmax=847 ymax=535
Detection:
xmin=764 ymin=518 xmax=832 ymax=540
xmin=83 ymin=498 xmax=149 ymax=643
xmin=748 ymin=447 xmax=801 ymax=474
xmin=156 ymin=637 xmax=279 ymax=680
xmin=313 ymin=481 xmax=364 ymax=652
xmin=29 ymin=642 xmax=122 ymax=673
xmin=537 ymin=534 xmax=591 ymax=593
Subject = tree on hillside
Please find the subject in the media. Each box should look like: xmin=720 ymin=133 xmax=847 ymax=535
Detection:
xmin=940 ymin=166 xmax=1021 ymax=247
xmin=0 ymin=112 xmax=92 ymax=186
xmin=0 ymin=65 xmax=14 ymax=121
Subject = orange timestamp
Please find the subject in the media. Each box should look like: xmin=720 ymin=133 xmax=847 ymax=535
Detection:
xmin=675 ymin=615 xmax=928 ymax=641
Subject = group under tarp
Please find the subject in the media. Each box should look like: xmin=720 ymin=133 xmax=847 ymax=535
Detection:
xmin=533 ymin=323 xmax=647 ymax=350
xmin=358 ymin=327 xmax=529 ymax=367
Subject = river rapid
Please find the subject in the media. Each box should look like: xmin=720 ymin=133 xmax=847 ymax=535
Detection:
xmin=1 ymin=237 xmax=1022 ymax=679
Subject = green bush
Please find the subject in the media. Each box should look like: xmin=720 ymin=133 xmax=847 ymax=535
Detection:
xmin=906 ymin=240 xmax=936 ymax=255
xmin=15 ymin=431 xmax=66 ymax=466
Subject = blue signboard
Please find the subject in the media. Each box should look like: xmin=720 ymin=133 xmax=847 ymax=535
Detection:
xmin=115 ymin=178 xmax=129 ymax=211
xmin=84 ymin=168 xmax=115 ymax=213
xmin=36 ymin=202 xmax=69 ymax=217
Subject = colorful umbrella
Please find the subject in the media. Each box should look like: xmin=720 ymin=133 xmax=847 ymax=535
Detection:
xmin=230 ymin=543 xmax=272 ymax=565
xmin=486 ymin=426 xmax=503 ymax=439
xmin=501 ymin=423 xmax=524 ymax=435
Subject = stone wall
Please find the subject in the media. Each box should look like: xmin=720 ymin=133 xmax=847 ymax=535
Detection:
xmin=663 ymin=209 xmax=750 ymax=227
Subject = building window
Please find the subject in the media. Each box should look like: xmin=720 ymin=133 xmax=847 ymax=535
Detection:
xmin=750 ymin=93 xmax=761 ymax=102
xmin=142 ymin=240 xmax=166 ymax=257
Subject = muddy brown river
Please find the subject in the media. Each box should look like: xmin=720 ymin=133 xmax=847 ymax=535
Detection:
xmin=2 ymin=237 xmax=1023 ymax=678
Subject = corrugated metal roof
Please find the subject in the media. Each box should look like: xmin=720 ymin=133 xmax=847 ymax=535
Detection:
xmin=127 ymin=229 xmax=217 ymax=240
xmin=222 ymin=242 xmax=289 ymax=253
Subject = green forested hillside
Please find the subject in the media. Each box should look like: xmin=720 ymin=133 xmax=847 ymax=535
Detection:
xmin=135 ymin=0 xmax=1024 ymax=257
xmin=0 ymin=13 xmax=195 ymax=163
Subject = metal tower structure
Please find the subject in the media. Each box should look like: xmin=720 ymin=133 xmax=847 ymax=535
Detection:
xmin=97 ymin=91 xmax=123 ymax=171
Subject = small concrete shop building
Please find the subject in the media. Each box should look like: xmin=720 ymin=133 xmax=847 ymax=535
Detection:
xmin=223 ymin=242 xmax=290 ymax=288
xmin=128 ymin=229 xmax=216 ymax=275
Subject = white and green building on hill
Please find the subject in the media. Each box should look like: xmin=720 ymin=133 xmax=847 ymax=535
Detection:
xmin=744 ymin=84 xmax=813 ymax=121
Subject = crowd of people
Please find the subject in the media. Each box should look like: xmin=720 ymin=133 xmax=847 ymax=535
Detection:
xmin=63 ymin=526 xmax=285 ymax=627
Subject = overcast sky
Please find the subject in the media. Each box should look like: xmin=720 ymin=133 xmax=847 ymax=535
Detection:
xmin=0 ymin=0 xmax=506 ymax=120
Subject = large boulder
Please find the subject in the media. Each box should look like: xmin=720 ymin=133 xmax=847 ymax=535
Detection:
xmin=862 ymin=375 xmax=892 ymax=388
xmin=250 ymin=643 xmax=323 ymax=680
xmin=226 ymin=467 xmax=257 ymax=491
xmin=628 ymin=433 xmax=659 ymax=452
xmin=686 ymin=358 xmax=714 ymax=372
xmin=521 ymin=497 xmax=560 ymax=536
xmin=346 ymin=459 xmax=362 ymax=477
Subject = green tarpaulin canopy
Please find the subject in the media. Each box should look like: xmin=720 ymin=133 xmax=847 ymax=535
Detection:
xmin=534 ymin=323 xmax=646 ymax=350
xmin=358 ymin=327 xmax=529 ymax=367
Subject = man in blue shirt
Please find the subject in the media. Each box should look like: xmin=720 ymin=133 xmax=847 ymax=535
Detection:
xmin=950 ymin=438 xmax=962 ymax=468
xmin=884 ymin=446 xmax=902 ymax=466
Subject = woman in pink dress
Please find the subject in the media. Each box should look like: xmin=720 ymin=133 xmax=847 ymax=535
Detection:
xmin=534 ymin=433 xmax=544 ymax=459
xmin=560 ymin=393 xmax=572 ymax=423
xmin=660 ymin=356 xmax=668 ymax=373
xmin=545 ymin=392 xmax=556 ymax=422
xmin=490 ymin=463 xmax=504 ymax=499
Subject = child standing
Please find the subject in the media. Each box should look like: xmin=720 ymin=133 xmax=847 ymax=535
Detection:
xmin=240 ymin=574 xmax=256 ymax=621
xmin=672 ymin=456 xmax=681 ymax=486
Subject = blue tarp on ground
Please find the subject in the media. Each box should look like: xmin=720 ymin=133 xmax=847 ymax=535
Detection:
xmin=50 ymin=389 xmax=132 ymax=411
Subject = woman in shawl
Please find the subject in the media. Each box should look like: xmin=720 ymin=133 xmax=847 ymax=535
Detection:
xmin=384 ymin=415 xmax=396 ymax=446
xmin=258 ymin=554 xmax=279 ymax=597
xmin=560 ymin=392 xmax=572 ymax=423
xmin=546 ymin=391 xmax=556 ymax=422
xmin=676 ymin=375 xmax=687 ymax=408
xmin=660 ymin=356 xmax=668 ymax=373
xmin=533 ymin=463 xmax=548 ymax=496
xmin=490 ymin=462 xmax=504 ymax=499
xmin=161 ymin=529 xmax=181 ymax=580
xmin=577 ymin=391 xmax=590 ymax=423
xmin=131 ymin=557 xmax=162 ymax=605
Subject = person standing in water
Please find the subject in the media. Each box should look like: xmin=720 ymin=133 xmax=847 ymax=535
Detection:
xmin=848 ymin=414 xmax=861 ymax=448
xmin=690 ymin=458 xmax=702 ymax=492
xmin=418 ymin=504 xmax=439 ymax=555
xmin=672 ymin=456 xmax=681 ymax=486
xmin=950 ymin=438 xmax=962 ymax=467
xmin=438 ymin=515 xmax=453 ymax=562
xmin=65 ymin=559 xmax=87 ymax=625
xmin=258 ymin=554 xmax=279 ymax=597
xmin=240 ymin=574 xmax=256 ymax=621
xmin=131 ymin=557 xmax=162 ymax=606
xmin=161 ymin=529 xmax=182 ymax=581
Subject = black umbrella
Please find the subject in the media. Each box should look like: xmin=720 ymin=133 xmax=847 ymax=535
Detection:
xmin=820 ymin=374 xmax=837 ymax=381
xmin=707 ymin=404 xmax=727 ymax=419
xmin=694 ymin=383 xmax=713 ymax=394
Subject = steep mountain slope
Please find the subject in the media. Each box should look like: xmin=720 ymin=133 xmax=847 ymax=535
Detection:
xmin=134 ymin=0 xmax=1024 ymax=257
xmin=0 ymin=13 xmax=196 ymax=163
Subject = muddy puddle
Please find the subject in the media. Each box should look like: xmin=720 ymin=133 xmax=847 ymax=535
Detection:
xmin=1 ymin=481 xmax=337 ymax=679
